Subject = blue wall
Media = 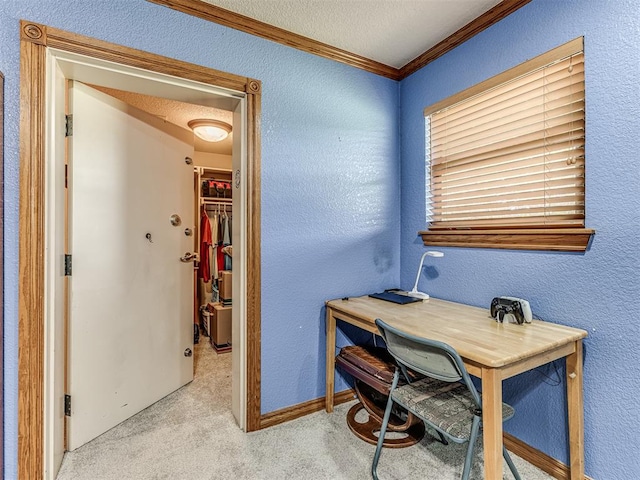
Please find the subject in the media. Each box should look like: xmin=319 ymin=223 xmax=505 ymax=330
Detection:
xmin=3 ymin=0 xmax=639 ymax=478
xmin=0 ymin=1 xmax=399 ymax=476
xmin=399 ymin=0 xmax=640 ymax=478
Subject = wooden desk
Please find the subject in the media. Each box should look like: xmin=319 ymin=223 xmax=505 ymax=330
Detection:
xmin=325 ymin=295 xmax=587 ymax=480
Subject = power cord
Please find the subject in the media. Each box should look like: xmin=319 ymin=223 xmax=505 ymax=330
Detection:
xmin=534 ymin=359 xmax=563 ymax=386
xmin=531 ymin=313 xmax=563 ymax=386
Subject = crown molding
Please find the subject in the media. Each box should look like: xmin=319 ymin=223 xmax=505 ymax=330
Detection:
xmin=148 ymin=0 xmax=531 ymax=81
xmin=146 ymin=0 xmax=401 ymax=80
xmin=399 ymin=0 xmax=533 ymax=79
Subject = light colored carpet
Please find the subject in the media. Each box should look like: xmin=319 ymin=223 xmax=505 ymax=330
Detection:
xmin=57 ymin=338 xmax=554 ymax=480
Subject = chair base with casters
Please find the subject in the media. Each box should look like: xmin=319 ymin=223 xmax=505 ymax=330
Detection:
xmin=371 ymin=320 xmax=522 ymax=480
xmin=336 ymin=345 xmax=426 ymax=448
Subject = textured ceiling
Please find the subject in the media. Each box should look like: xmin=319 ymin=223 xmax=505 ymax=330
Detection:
xmin=90 ymin=1 xmax=505 ymax=154
xmin=200 ymin=0 xmax=502 ymax=68
xmin=92 ymin=85 xmax=233 ymax=154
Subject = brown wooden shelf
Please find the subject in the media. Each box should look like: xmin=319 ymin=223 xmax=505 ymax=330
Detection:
xmin=418 ymin=228 xmax=595 ymax=252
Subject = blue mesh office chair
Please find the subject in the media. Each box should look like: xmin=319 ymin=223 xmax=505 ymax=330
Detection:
xmin=372 ymin=319 xmax=521 ymax=480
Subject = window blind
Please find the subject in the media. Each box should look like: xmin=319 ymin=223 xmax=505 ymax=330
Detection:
xmin=426 ymin=49 xmax=585 ymax=230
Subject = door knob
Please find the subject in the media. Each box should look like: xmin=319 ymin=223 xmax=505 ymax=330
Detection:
xmin=180 ymin=252 xmax=198 ymax=263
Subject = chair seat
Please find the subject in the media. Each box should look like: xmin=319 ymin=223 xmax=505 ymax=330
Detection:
xmin=391 ymin=377 xmax=515 ymax=442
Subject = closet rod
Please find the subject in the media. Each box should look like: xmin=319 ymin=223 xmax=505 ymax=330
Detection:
xmin=204 ymin=204 xmax=232 ymax=210
xmin=201 ymin=180 xmax=232 ymax=186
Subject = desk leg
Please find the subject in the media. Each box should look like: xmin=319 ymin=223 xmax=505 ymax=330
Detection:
xmin=482 ymin=367 xmax=503 ymax=480
xmin=567 ymin=340 xmax=585 ymax=480
xmin=325 ymin=307 xmax=336 ymax=413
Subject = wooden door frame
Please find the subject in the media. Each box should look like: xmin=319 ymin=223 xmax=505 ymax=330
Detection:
xmin=18 ymin=20 xmax=262 ymax=479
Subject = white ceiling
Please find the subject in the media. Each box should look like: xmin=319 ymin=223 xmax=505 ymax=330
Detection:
xmin=92 ymin=85 xmax=234 ymax=154
xmin=200 ymin=0 xmax=502 ymax=68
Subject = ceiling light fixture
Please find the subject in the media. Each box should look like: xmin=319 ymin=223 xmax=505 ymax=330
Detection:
xmin=188 ymin=119 xmax=232 ymax=142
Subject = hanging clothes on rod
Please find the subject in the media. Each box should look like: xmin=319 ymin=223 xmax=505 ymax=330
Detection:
xmin=222 ymin=213 xmax=230 ymax=246
xmin=209 ymin=208 xmax=219 ymax=281
xmin=198 ymin=205 xmax=212 ymax=282
xmin=223 ymin=209 xmax=232 ymax=270
xmin=203 ymin=202 xmax=232 ymax=279
xmin=217 ymin=212 xmax=226 ymax=273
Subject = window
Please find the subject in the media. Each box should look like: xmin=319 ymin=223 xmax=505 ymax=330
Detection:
xmin=420 ymin=37 xmax=594 ymax=251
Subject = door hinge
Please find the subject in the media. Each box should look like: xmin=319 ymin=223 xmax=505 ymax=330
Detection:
xmin=64 ymin=394 xmax=71 ymax=417
xmin=65 ymin=164 xmax=68 ymax=189
xmin=64 ymin=254 xmax=72 ymax=276
xmin=65 ymin=114 xmax=73 ymax=137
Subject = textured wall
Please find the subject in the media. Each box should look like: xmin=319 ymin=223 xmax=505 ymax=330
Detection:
xmin=399 ymin=0 xmax=640 ymax=478
xmin=0 ymin=1 xmax=399 ymax=476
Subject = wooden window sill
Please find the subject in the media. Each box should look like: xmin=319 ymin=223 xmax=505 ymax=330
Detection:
xmin=418 ymin=228 xmax=595 ymax=252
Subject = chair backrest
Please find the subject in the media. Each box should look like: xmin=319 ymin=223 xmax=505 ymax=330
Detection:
xmin=375 ymin=318 xmax=481 ymax=408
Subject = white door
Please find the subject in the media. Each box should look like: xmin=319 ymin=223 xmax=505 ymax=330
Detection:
xmin=67 ymin=81 xmax=195 ymax=450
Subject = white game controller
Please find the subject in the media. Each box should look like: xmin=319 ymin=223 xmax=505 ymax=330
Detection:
xmin=490 ymin=297 xmax=533 ymax=324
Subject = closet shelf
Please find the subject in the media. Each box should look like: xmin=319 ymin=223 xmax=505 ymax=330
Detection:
xmin=202 ymin=198 xmax=232 ymax=205
xmin=196 ymin=167 xmax=232 ymax=179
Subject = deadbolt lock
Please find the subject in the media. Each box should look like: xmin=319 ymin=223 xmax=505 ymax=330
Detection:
xmin=170 ymin=214 xmax=182 ymax=226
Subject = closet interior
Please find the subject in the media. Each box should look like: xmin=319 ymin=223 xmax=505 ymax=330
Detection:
xmin=195 ymin=167 xmax=233 ymax=353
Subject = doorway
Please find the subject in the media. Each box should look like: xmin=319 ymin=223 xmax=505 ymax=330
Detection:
xmin=18 ymin=21 xmax=262 ymax=480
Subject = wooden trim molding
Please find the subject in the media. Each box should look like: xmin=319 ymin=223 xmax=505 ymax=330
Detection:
xmin=146 ymin=0 xmax=531 ymax=81
xmin=19 ymin=30 xmax=47 ymax=478
xmin=18 ymin=20 xmax=262 ymax=479
xmin=22 ymin=22 xmax=47 ymax=45
xmin=399 ymin=0 xmax=533 ymax=79
xmin=43 ymin=25 xmax=252 ymax=94
xmin=504 ymin=433 xmax=593 ymax=480
xmin=260 ymin=389 xmax=355 ymax=430
xmin=419 ymin=228 xmax=595 ymax=252
xmin=245 ymin=79 xmax=262 ymax=432
xmin=258 ymin=393 xmax=596 ymax=480
xmin=146 ymin=0 xmax=400 ymax=80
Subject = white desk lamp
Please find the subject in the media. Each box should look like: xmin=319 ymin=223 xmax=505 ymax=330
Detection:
xmin=407 ymin=250 xmax=444 ymax=300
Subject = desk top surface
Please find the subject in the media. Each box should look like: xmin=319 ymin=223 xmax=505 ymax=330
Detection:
xmin=326 ymin=295 xmax=587 ymax=368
